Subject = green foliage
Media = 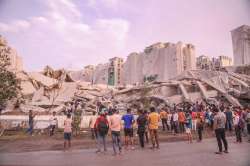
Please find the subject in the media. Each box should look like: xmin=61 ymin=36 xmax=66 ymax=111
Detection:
xmin=72 ymin=108 xmax=82 ymax=135
xmin=0 ymin=50 xmax=20 ymax=108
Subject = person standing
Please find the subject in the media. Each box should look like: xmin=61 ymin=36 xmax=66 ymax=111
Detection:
xmin=137 ymin=109 xmax=148 ymax=148
xmin=178 ymin=109 xmax=186 ymax=133
xmin=160 ymin=108 xmax=168 ymax=131
xmin=185 ymin=112 xmax=193 ymax=143
xmin=89 ymin=111 xmax=98 ymax=140
xmin=172 ymin=110 xmax=179 ymax=134
xmin=64 ymin=114 xmax=72 ymax=151
xmin=191 ymin=109 xmax=197 ymax=131
xmin=213 ymin=108 xmax=228 ymax=154
xmin=94 ymin=110 xmax=109 ymax=153
xmin=109 ymin=109 xmax=122 ymax=155
xmin=167 ymin=110 xmax=172 ymax=132
xmin=233 ymin=112 xmax=242 ymax=143
xmin=49 ymin=111 xmax=58 ymax=136
xmin=196 ymin=112 xmax=204 ymax=142
xmin=148 ymin=107 xmax=160 ymax=149
xmin=245 ymin=108 xmax=250 ymax=142
xmin=122 ymin=109 xmax=135 ymax=150
xmin=27 ymin=110 xmax=36 ymax=135
xmin=225 ymin=107 xmax=233 ymax=132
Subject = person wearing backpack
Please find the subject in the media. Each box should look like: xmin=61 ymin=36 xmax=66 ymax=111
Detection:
xmin=94 ymin=110 xmax=109 ymax=153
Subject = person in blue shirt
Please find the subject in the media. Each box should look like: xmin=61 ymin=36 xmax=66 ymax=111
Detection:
xmin=122 ymin=108 xmax=135 ymax=150
xmin=185 ymin=112 xmax=193 ymax=143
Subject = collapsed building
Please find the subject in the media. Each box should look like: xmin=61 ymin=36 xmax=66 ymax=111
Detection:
xmin=0 ymin=36 xmax=249 ymax=116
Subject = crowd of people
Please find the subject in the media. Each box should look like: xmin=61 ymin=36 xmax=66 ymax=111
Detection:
xmin=26 ymin=101 xmax=250 ymax=156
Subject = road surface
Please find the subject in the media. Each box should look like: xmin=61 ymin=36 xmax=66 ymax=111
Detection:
xmin=0 ymin=137 xmax=249 ymax=166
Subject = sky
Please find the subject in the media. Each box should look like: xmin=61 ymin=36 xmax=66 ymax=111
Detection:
xmin=0 ymin=0 xmax=249 ymax=71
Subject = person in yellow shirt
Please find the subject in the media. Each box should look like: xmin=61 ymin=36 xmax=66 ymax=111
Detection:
xmin=160 ymin=108 xmax=169 ymax=131
xmin=148 ymin=107 xmax=160 ymax=149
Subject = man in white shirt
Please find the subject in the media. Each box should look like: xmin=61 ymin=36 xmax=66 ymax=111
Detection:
xmin=89 ymin=111 xmax=98 ymax=140
xmin=173 ymin=111 xmax=179 ymax=134
xmin=49 ymin=111 xmax=58 ymax=136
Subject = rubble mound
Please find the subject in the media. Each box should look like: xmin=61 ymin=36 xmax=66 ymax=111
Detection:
xmin=3 ymin=67 xmax=250 ymax=115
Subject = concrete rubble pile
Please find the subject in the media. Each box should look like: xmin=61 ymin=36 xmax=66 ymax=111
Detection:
xmin=2 ymin=66 xmax=250 ymax=115
xmin=113 ymin=70 xmax=250 ymax=109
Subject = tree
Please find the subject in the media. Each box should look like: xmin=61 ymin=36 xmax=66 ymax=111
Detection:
xmin=0 ymin=47 xmax=20 ymax=109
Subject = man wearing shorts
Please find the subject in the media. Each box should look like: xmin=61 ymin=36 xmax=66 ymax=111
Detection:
xmin=64 ymin=114 xmax=72 ymax=151
xmin=122 ymin=109 xmax=135 ymax=150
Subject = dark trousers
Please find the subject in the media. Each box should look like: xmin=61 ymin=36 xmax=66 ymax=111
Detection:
xmin=235 ymin=126 xmax=242 ymax=142
xmin=111 ymin=131 xmax=122 ymax=154
xmin=91 ymin=128 xmax=97 ymax=140
xmin=27 ymin=123 xmax=33 ymax=135
xmin=179 ymin=122 xmax=185 ymax=133
xmin=145 ymin=130 xmax=149 ymax=143
xmin=173 ymin=121 xmax=178 ymax=134
xmin=215 ymin=128 xmax=228 ymax=152
xmin=226 ymin=120 xmax=232 ymax=131
xmin=161 ymin=118 xmax=169 ymax=131
xmin=50 ymin=125 xmax=56 ymax=136
xmin=197 ymin=126 xmax=203 ymax=141
xmin=138 ymin=131 xmax=145 ymax=148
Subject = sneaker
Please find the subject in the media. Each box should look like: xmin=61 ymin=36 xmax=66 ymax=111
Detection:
xmin=95 ymin=150 xmax=101 ymax=153
xmin=223 ymin=150 xmax=229 ymax=153
xmin=215 ymin=152 xmax=222 ymax=155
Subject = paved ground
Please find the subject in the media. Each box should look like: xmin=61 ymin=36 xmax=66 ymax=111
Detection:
xmin=0 ymin=137 xmax=249 ymax=166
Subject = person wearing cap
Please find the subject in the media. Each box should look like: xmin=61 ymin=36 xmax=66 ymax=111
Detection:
xmin=213 ymin=107 xmax=228 ymax=154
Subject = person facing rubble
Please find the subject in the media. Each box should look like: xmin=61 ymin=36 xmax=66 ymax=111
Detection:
xmin=27 ymin=110 xmax=36 ymax=136
xmin=109 ymin=108 xmax=122 ymax=155
xmin=122 ymin=108 xmax=135 ymax=150
xmin=94 ymin=109 xmax=109 ymax=153
xmin=178 ymin=109 xmax=186 ymax=133
xmin=246 ymin=108 xmax=250 ymax=142
xmin=64 ymin=113 xmax=72 ymax=151
xmin=185 ymin=111 xmax=193 ymax=143
xmin=148 ymin=107 xmax=160 ymax=149
xmin=213 ymin=107 xmax=228 ymax=154
xmin=49 ymin=111 xmax=58 ymax=136
xmin=137 ymin=109 xmax=148 ymax=148
xmin=89 ymin=111 xmax=98 ymax=140
xmin=160 ymin=108 xmax=168 ymax=131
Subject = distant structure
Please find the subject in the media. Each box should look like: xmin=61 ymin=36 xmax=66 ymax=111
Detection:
xmin=196 ymin=55 xmax=212 ymax=70
xmin=92 ymin=63 xmax=109 ymax=84
xmin=123 ymin=42 xmax=196 ymax=84
xmin=231 ymin=25 xmax=250 ymax=65
xmin=108 ymin=57 xmax=124 ymax=86
xmin=196 ymin=55 xmax=232 ymax=70
xmin=0 ymin=35 xmax=23 ymax=71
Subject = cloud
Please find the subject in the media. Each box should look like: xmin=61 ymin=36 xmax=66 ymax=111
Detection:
xmin=0 ymin=0 xmax=130 ymax=70
xmin=87 ymin=0 xmax=120 ymax=9
xmin=0 ymin=20 xmax=30 ymax=32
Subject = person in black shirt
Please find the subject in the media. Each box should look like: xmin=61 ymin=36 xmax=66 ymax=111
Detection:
xmin=137 ymin=109 xmax=148 ymax=148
